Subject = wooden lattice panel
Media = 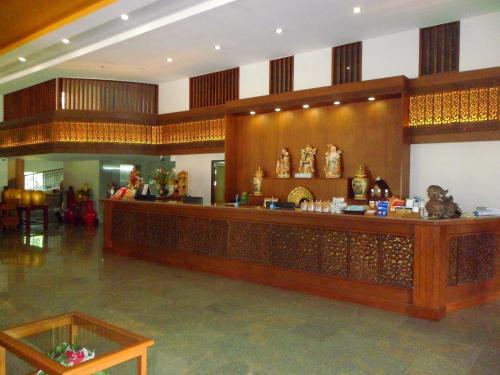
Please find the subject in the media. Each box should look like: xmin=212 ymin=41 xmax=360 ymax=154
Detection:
xmin=409 ymin=86 xmax=499 ymax=126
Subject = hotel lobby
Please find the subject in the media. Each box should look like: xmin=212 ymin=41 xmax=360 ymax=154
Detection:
xmin=0 ymin=1 xmax=499 ymax=374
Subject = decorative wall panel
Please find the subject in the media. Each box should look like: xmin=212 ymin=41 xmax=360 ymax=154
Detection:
xmin=269 ymin=56 xmax=294 ymax=94
xmin=419 ymin=21 xmax=459 ymax=76
xmin=447 ymin=233 xmax=497 ymax=285
xmin=409 ymin=86 xmax=499 ymax=126
xmin=228 ymin=222 xmax=272 ymax=264
xmin=111 ymin=208 xmax=417 ymax=289
xmin=4 ymin=79 xmax=57 ymax=121
xmin=349 ymin=233 xmax=379 ymax=283
xmin=0 ymin=118 xmax=225 ymax=150
xmin=59 ymin=78 xmax=158 ymax=114
xmin=332 ymin=42 xmax=362 ymax=85
xmin=189 ymin=68 xmax=239 ymax=109
xmin=320 ymin=230 xmax=349 ymax=277
xmin=379 ymin=235 xmax=414 ymax=288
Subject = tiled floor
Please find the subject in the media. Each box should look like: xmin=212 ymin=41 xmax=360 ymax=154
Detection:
xmin=0 ymin=225 xmax=498 ymax=374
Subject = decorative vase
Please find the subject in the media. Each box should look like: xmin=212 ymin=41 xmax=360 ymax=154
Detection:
xmin=83 ymin=200 xmax=97 ymax=226
xmin=352 ymin=165 xmax=369 ymax=200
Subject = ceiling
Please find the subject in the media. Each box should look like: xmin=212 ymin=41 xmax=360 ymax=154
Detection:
xmin=1 ymin=0 xmax=499 ymax=94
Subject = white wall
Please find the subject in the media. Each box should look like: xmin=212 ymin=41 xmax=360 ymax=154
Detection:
xmin=170 ymin=153 xmax=224 ymax=204
xmin=362 ymin=29 xmax=419 ymax=80
xmin=294 ymin=48 xmax=332 ymax=90
xmin=240 ymin=61 xmax=269 ymax=99
xmin=0 ymin=158 xmax=7 ymax=190
xmin=460 ymin=12 xmax=500 ymax=72
xmin=158 ymin=77 xmax=189 ymax=113
xmin=0 ymin=94 xmax=3 ymax=122
xmin=410 ymin=142 xmax=500 ymax=213
xmin=63 ymin=160 xmax=102 ymax=215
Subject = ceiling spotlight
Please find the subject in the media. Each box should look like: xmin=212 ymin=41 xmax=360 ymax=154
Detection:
xmin=302 ymin=104 xmax=310 ymax=109
xmin=353 ymin=6 xmax=361 ymax=14
xmin=275 ymin=108 xmax=281 ymax=112
xmin=250 ymin=111 xmax=256 ymax=115
xmin=121 ymin=14 xmax=129 ymax=21
xmin=275 ymin=28 xmax=283 ymax=34
xmin=214 ymin=44 xmax=221 ymax=51
xmin=368 ymin=96 xmax=376 ymax=101
xmin=166 ymin=57 xmax=173 ymax=63
xmin=18 ymin=56 xmax=26 ymax=62
xmin=62 ymin=38 xmax=70 ymax=44
xmin=333 ymin=101 xmax=341 ymax=105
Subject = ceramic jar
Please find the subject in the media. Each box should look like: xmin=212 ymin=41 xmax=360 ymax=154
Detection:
xmin=352 ymin=165 xmax=369 ymax=200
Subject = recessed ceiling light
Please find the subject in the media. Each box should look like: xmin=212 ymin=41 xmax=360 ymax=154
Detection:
xmin=346 ymin=66 xmax=350 ymax=70
xmin=275 ymin=28 xmax=283 ymax=34
xmin=353 ymin=6 xmax=361 ymax=14
xmin=166 ymin=57 xmax=173 ymax=63
xmin=368 ymin=96 xmax=376 ymax=101
xmin=214 ymin=44 xmax=221 ymax=51
xmin=333 ymin=101 xmax=341 ymax=105
xmin=275 ymin=108 xmax=281 ymax=112
xmin=250 ymin=111 xmax=256 ymax=115
xmin=62 ymin=38 xmax=70 ymax=44
xmin=121 ymin=14 xmax=129 ymax=21
xmin=302 ymin=104 xmax=310 ymax=109
xmin=18 ymin=57 xmax=26 ymax=62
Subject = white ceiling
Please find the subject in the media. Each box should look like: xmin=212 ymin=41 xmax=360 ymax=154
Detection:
xmin=1 ymin=0 xmax=499 ymax=94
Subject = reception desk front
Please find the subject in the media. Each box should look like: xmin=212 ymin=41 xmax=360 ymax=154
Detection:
xmin=102 ymin=200 xmax=499 ymax=320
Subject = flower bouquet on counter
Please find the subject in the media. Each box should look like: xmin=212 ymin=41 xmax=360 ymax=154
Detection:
xmin=153 ymin=166 xmax=176 ymax=196
xmin=36 ymin=342 xmax=109 ymax=375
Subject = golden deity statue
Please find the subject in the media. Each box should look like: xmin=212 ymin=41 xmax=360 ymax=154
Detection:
xmin=276 ymin=148 xmax=290 ymax=178
xmin=324 ymin=144 xmax=342 ymax=178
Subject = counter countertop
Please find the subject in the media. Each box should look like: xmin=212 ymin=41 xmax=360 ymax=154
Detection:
xmin=101 ymin=199 xmax=500 ymax=227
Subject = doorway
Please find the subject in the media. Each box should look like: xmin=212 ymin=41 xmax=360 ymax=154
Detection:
xmin=211 ymin=160 xmax=225 ymax=204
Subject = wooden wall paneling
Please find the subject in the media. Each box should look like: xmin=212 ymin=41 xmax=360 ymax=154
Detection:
xmin=57 ymin=78 xmax=158 ymax=114
xmin=189 ymin=68 xmax=239 ymax=109
xmin=420 ymin=21 xmax=459 ymax=76
xmin=224 ymin=114 xmax=239 ymax=202
xmin=4 ymin=79 xmax=57 ymax=121
xmin=269 ymin=56 xmax=294 ymax=94
xmin=332 ymin=42 xmax=362 ymax=85
xmin=230 ymin=97 xmax=408 ymax=201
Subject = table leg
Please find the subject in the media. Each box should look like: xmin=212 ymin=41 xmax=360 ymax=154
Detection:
xmin=26 ymin=208 xmax=31 ymax=232
xmin=137 ymin=352 xmax=147 ymax=375
xmin=0 ymin=346 xmax=6 ymax=375
xmin=43 ymin=206 xmax=48 ymax=231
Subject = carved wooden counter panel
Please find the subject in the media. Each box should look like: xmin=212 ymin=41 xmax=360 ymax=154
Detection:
xmin=102 ymin=200 xmax=499 ymax=320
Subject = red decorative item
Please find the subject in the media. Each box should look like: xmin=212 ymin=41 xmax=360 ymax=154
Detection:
xmin=64 ymin=204 xmax=76 ymax=224
xmin=83 ymin=200 xmax=97 ymax=226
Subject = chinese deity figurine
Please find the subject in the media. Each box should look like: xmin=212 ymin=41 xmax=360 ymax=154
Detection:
xmin=276 ymin=148 xmax=291 ymax=178
xmin=253 ymin=166 xmax=265 ymax=196
xmin=324 ymin=144 xmax=342 ymax=178
xmin=297 ymin=144 xmax=317 ymax=177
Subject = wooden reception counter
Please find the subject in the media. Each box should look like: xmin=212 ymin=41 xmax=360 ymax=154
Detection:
xmin=102 ymin=200 xmax=499 ymax=320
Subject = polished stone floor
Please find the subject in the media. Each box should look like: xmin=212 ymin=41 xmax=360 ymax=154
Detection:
xmin=0 ymin=225 xmax=498 ymax=374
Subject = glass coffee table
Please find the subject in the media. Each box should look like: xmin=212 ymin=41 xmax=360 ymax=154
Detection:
xmin=0 ymin=311 xmax=154 ymax=374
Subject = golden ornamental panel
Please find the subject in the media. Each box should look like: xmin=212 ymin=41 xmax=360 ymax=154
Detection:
xmin=409 ymin=86 xmax=499 ymax=126
xmin=0 ymin=118 xmax=225 ymax=150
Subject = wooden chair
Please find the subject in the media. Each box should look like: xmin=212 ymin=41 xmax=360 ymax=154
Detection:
xmin=0 ymin=201 xmax=19 ymax=232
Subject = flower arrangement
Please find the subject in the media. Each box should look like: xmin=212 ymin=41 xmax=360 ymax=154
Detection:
xmin=153 ymin=166 xmax=175 ymax=186
xmin=36 ymin=342 xmax=109 ymax=375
